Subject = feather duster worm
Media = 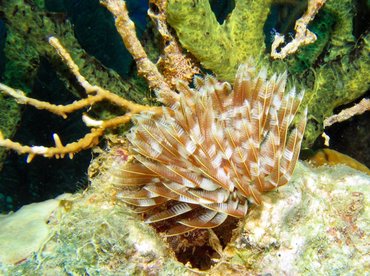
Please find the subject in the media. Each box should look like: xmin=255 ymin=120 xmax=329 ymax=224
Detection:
xmin=114 ymin=64 xmax=307 ymax=236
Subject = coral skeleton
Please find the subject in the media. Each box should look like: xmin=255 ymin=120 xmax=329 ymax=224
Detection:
xmin=271 ymin=0 xmax=327 ymax=59
xmin=323 ymin=98 xmax=370 ymax=128
xmin=115 ymin=64 xmax=307 ymax=236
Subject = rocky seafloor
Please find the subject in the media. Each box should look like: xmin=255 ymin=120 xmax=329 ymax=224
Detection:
xmin=0 ymin=159 xmax=369 ymax=275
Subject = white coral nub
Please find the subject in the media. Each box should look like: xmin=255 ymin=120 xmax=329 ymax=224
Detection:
xmin=117 ymin=64 xmax=307 ymax=236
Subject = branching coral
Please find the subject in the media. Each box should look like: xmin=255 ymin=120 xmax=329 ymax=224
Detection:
xmin=323 ymin=98 xmax=370 ymax=128
xmin=0 ymin=0 xmax=152 ymax=168
xmin=0 ymin=0 xmax=182 ymax=161
xmin=271 ymin=0 xmax=327 ymax=59
xmin=0 ymin=36 xmax=161 ymax=162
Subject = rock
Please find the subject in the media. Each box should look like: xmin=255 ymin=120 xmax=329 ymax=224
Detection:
xmin=1 ymin=162 xmax=369 ymax=275
xmin=0 ymin=194 xmax=71 ymax=264
xmin=225 ymin=162 xmax=370 ymax=274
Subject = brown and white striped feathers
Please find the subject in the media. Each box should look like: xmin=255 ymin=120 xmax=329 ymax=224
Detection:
xmin=114 ymin=64 xmax=307 ymax=236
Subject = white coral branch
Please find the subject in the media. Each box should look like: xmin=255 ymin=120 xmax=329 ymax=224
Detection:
xmin=271 ymin=0 xmax=327 ymax=59
xmin=324 ymin=98 xmax=370 ymax=128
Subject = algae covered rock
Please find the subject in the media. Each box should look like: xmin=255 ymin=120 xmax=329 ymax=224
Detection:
xmin=0 ymin=194 xmax=70 ymax=265
xmin=1 ymin=159 xmax=369 ymax=275
xmin=0 ymin=166 xmax=189 ymax=275
xmin=223 ymin=163 xmax=370 ymax=274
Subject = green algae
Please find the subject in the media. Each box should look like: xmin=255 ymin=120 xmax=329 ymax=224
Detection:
xmin=167 ymin=0 xmax=272 ymax=82
xmin=166 ymin=0 xmax=370 ymax=147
